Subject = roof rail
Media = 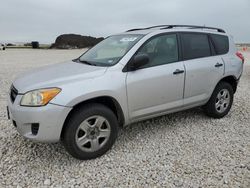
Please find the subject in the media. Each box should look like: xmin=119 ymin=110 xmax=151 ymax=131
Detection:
xmin=126 ymin=25 xmax=170 ymax=32
xmin=126 ymin=25 xmax=226 ymax=33
xmin=161 ymin=25 xmax=225 ymax=33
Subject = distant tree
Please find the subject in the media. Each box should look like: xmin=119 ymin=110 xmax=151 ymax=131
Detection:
xmin=6 ymin=43 xmax=15 ymax=46
xmin=50 ymin=34 xmax=104 ymax=49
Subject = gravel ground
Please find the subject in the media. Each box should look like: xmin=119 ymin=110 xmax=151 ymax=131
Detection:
xmin=0 ymin=49 xmax=249 ymax=187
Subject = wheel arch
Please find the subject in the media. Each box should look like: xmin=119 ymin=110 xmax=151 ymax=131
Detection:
xmin=218 ymin=75 xmax=238 ymax=93
xmin=60 ymin=96 xmax=125 ymax=139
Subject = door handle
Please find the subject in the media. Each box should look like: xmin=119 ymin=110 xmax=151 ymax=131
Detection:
xmin=173 ymin=69 xmax=185 ymax=75
xmin=215 ymin=63 xmax=223 ymax=67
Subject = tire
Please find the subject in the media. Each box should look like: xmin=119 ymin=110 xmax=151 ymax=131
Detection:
xmin=62 ymin=103 xmax=119 ymax=160
xmin=204 ymin=81 xmax=234 ymax=118
xmin=3 ymin=47 xmax=5 ymax=50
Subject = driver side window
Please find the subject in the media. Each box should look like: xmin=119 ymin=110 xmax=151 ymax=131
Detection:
xmin=137 ymin=34 xmax=179 ymax=68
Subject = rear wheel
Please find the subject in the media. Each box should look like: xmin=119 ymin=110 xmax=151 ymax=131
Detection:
xmin=62 ymin=103 xmax=118 ymax=160
xmin=204 ymin=82 xmax=234 ymax=118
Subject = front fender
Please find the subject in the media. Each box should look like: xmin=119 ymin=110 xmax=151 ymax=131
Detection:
xmin=49 ymin=71 xmax=130 ymax=125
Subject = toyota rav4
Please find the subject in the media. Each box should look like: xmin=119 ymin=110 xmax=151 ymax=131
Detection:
xmin=7 ymin=25 xmax=244 ymax=159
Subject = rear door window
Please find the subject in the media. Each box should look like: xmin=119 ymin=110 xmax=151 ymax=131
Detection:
xmin=210 ymin=34 xmax=229 ymax=55
xmin=181 ymin=33 xmax=211 ymax=60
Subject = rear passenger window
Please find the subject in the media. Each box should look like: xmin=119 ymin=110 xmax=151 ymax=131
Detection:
xmin=181 ymin=33 xmax=211 ymax=60
xmin=210 ymin=34 xmax=229 ymax=55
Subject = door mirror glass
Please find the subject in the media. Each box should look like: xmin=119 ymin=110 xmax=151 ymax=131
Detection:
xmin=130 ymin=54 xmax=149 ymax=70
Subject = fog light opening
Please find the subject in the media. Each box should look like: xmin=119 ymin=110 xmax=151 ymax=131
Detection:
xmin=31 ymin=123 xmax=39 ymax=135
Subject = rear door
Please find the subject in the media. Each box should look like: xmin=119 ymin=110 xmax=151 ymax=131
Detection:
xmin=180 ymin=32 xmax=224 ymax=106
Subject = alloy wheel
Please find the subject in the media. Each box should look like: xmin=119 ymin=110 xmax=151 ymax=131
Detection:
xmin=215 ymin=89 xmax=230 ymax=113
xmin=75 ymin=115 xmax=111 ymax=152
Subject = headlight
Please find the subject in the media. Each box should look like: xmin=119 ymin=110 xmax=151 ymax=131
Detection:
xmin=20 ymin=88 xmax=61 ymax=106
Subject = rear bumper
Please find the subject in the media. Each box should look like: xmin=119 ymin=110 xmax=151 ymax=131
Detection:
xmin=7 ymin=95 xmax=72 ymax=143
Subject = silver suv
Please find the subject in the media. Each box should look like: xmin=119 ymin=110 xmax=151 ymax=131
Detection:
xmin=7 ymin=25 xmax=244 ymax=159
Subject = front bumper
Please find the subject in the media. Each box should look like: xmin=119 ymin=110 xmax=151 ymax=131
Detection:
xmin=7 ymin=95 xmax=72 ymax=143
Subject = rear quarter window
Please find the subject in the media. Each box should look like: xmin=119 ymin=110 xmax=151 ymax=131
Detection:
xmin=210 ymin=34 xmax=229 ymax=55
xmin=181 ymin=33 xmax=211 ymax=60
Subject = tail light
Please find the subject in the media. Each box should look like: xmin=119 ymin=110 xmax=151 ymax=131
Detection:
xmin=236 ymin=51 xmax=244 ymax=64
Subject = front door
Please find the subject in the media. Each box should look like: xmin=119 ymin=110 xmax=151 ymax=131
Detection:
xmin=126 ymin=33 xmax=185 ymax=120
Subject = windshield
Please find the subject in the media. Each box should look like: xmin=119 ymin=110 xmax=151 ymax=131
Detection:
xmin=79 ymin=34 xmax=143 ymax=66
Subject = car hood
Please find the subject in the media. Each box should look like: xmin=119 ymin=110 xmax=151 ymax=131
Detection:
xmin=13 ymin=61 xmax=107 ymax=93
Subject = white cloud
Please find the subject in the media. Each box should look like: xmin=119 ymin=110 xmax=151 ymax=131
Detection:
xmin=0 ymin=0 xmax=249 ymax=43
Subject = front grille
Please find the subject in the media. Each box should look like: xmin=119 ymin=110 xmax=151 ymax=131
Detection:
xmin=10 ymin=85 xmax=18 ymax=103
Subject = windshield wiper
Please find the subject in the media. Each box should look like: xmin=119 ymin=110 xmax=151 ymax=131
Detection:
xmin=74 ymin=59 xmax=96 ymax=66
xmin=80 ymin=60 xmax=95 ymax=66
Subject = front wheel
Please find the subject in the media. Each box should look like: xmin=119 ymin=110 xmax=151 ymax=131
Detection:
xmin=62 ymin=103 xmax=119 ymax=160
xmin=204 ymin=82 xmax=234 ymax=118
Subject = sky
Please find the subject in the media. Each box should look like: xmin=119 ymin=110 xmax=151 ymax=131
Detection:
xmin=0 ymin=0 xmax=250 ymax=44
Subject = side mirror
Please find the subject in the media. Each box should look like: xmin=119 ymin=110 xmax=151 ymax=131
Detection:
xmin=129 ymin=54 xmax=149 ymax=71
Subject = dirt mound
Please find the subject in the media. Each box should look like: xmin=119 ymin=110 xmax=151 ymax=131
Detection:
xmin=51 ymin=34 xmax=104 ymax=49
